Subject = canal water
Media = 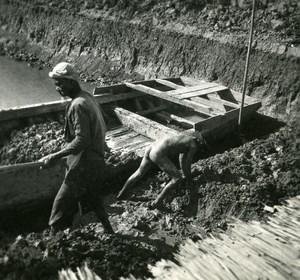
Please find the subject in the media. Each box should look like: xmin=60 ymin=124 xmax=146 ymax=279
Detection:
xmin=0 ymin=56 xmax=93 ymax=110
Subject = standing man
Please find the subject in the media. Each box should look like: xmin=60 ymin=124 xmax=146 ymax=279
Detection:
xmin=117 ymin=131 xmax=210 ymax=209
xmin=40 ymin=62 xmax=114 ymax=234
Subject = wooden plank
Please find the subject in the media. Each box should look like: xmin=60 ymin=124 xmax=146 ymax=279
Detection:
xmin=108 ymin=131 xmax=140 ymax=148
xmin=0 ymin=92 xmax=145 ymax=122
xmin=115 ymin=136 xmax=151 ymax=152
xmin=0 ymin=161 xmax=43 ymax=174
xmin=94 ymin=78 xmax=183 ymax=94
xmin=167 ymin=83 xmax=224 ymax=97
xmin=0 ymin=100 xmax=68 ymax=122
xmin=190 ymin=96 xmax=226 ymax=114
xmin=109 ymin=132 xmax=144 ymax=149
xmin=192 ymin=95 xmax=227 ymax=113
xmin=180 ymin=76 xmax=259 ymax=106
xmin=94 ymin=91 xmax=146 ymax=104
xmin=230 ymin=89 xmax=260 ymax=105
xmin=94 ymin=79 xmax=156 ymax=94
xmin=138 ymin=105 xmax=169 ymax=116
xmin=180 ymin=76 xmax=208 ymax=86
xmin=177 ymin=85 xmax=229 ymax=99
xmin=194 ymin=102 xmax=261 ymax=132
xmin=114 ymin=107 xmax=179 ymax=140
xmin=207 ymin=94 xmax=240 ymax=109
xmin=0 ymin=158 xmax=67 ymax=174
xmin=155 ymin=79 xmax=185 ymax=89
xmin=156 ymin=111 xmax=195 ymax=129
xmin=124 ymin=82 xmax=215 ymax=117
xmin=105 ymin=126 xmax=130 ymax=138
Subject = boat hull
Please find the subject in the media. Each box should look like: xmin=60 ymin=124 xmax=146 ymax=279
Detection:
xmin=0 ymin=77 xmax=261 ymax=220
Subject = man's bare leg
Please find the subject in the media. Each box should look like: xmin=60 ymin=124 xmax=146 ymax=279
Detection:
xmin=117 ymin=154 xmax=152 ymax=200
xmin=150 ymin=156 xmax=182 ymax=209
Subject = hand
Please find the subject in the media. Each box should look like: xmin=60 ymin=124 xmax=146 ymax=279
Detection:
xmin=39 ymin=154 xmax=57 ymax=168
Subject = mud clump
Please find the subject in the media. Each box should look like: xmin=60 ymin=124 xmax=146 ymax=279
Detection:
xmin=0 ymin=121 xmax=128 ymax=167
xmin=0 ymin=225 xmax=174 ymax=280
xmin=0 ymin=121 xmax=65 ymax=165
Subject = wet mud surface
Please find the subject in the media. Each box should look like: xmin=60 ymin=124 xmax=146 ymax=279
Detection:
xmin=0 ymin=114 xmax=299 ymax=279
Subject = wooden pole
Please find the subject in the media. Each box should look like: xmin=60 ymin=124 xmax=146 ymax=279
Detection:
xmin=238 ymin=0 xmax=256 ymax=128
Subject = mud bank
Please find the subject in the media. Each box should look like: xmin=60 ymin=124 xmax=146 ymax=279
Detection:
xmin=0 ymin=0 xmax=299 ymax=119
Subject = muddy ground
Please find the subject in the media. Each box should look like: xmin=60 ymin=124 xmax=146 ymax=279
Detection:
xmin=0 ymin=0 xmax=300 ymax=279
xmin=0 ymin=113 xmax=299 ymax=279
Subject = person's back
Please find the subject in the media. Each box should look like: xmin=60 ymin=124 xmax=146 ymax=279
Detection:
xmin=66 ymin=90 xmax=107 ymax=160
xmin=151 ymin=133 xmax=197 ymax=157
xmin=117 ymin=132 xmax=202 ymax=208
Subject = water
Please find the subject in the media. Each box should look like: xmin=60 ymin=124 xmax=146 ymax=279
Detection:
xmin=0 ymin=56 xmax=94 ymax=110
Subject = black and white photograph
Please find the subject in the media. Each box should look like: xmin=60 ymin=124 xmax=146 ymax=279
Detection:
xmin=0 ymin=0 xmax=299 ymax=279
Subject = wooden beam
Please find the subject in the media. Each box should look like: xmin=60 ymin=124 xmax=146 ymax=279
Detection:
xmin=0 ymin=161 xmax=43 ymax=174
xmin=157 ymin=111 xmax=195 ymax=129
xmin=0 ymin=91 xmax=145 ymax=122
xmin=180 ymin=76 xmax=207 ymax=86
xmin=138 ymin=105 xmax=169 ymax=116
xmin=179 ymin=76 xmax=258 ymax=105
xmin=0 ymin=100 xmax=69 ymax=122
xmin=94 ymin=91 xmax=146 ymax=104
xmin=167 ymin=83 xmax=224 ymax=96
xmin=231 ymin=89 xmax=260 ymax=105
xmin=114 ymin=107 xmax=179 ymax=140
xmin=124 ymin=82 xmax=215 ymax=117
xmin=155 ymin=79 xmax=185 ymax=89
xmin=177 ymin=85 xmax=229 ymax=99
xmin=207 ymin=95 xmax=240 ymax=109
xmin=194 ymin=102 xmax=261 ymax=132
xmin=190 ymin=96 xmax=226 ymax=114
xmin=94 ymin=78 xmax=183 ymax=95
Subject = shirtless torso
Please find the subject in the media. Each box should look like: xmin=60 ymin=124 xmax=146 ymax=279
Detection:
xmin=117 ymin=133 xmax=199 ymax=208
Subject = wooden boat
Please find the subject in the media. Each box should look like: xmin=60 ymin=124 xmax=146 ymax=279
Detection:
xmin=0 ymin=76 xmax=261 ymax=220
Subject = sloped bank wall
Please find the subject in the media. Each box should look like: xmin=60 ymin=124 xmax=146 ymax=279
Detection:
xmin=0 ymin=1 xmax=299 ymax=120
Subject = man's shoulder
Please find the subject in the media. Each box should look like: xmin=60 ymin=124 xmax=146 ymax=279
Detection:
xmin=70 ymin=92 xmax=93 ymax=109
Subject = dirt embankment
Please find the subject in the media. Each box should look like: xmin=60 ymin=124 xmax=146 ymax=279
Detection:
xmin=0 ymin=0 xmax=299 ymax=119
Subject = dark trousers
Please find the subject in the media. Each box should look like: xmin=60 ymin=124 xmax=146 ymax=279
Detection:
xmin=49 ymin=158 xmax=113 ymax=233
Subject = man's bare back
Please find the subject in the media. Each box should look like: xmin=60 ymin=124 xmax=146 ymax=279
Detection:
xmin=117 ymin=132 xmax=202 ymax=208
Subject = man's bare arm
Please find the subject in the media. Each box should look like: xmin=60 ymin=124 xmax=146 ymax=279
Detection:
xmin=179 ymin=142 xmax=197 ymax=179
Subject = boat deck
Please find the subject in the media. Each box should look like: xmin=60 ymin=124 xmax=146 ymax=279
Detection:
xmin=106 ymin=126 xmax=153 ymax=158
xmin=0 ymin=77 xmax=262 ymax=215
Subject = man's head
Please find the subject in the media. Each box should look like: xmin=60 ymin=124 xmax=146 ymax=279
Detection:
xmin=186 ymin=129 xmax=214 ymax=150
xmin=49 ymin=62 xmax=80 ymax=97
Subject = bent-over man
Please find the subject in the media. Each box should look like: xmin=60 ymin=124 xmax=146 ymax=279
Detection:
xmin=40 ymin=62 xmax=114 ymax=234
xmin=117 ymin=131 xmax=209 ymax=209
